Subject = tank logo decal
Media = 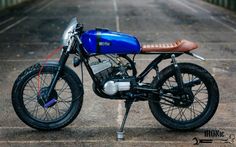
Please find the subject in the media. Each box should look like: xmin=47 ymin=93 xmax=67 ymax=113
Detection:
xmin=99 ymin=42 xmax=111 ymax=46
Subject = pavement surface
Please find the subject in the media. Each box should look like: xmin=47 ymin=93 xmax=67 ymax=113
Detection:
xmin=0 ymin=0 xmax=236 ymax=146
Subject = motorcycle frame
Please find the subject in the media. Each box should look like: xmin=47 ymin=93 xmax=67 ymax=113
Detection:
xmin=47 ymin=35 xmax=185 ymax=100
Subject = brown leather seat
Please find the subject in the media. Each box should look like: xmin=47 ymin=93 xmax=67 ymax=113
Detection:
xmin=141 ymin=40 xmax=198 ymax=53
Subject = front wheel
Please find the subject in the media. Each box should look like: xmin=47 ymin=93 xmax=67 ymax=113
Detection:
xmin=149 ymin=63 xmax=219 ymax=130
xmin=12 ymin=63 xmax=83 ymax=130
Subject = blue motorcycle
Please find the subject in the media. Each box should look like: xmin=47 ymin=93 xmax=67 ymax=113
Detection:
xmin=12 ymin=18 xmax=219 ymax=139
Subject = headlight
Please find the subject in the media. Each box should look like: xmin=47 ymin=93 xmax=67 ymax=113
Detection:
xmin=62 ymin=18 xmax=78 ymax=46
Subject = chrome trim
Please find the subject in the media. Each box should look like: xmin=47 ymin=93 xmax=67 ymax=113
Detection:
xmin=191 ymin=53 xmax=206 ymax=61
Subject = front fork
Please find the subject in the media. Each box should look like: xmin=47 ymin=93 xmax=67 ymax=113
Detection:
xmin=45 ymin=49 xmax=69 ymax=100
xmin=45 ymin=37 xmax=77 ymax=101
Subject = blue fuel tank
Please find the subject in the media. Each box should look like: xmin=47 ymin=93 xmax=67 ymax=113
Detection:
xmin=80 ymin=29 xmax=141 ymax=54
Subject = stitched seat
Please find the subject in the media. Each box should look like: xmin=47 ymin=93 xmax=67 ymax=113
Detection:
xmin=141 ymin=40 xmax=198 ymax=53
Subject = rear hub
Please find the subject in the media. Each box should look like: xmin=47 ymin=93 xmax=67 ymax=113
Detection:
xmin=174 ymin=88 xmax=195 ymax=108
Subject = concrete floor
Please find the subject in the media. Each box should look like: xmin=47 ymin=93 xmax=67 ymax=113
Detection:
xmin=0 ymin=0 xmax=236 ymax=146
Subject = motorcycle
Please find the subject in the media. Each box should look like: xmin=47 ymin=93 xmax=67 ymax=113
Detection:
xmin=12 ymin=17 xmax=219 ymax=140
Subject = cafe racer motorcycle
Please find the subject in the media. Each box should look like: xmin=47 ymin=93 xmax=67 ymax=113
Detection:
xmin=12 ymin=18 xmax=219 ymax=139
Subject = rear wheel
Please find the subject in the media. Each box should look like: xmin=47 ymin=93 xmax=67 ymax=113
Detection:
xmin=12 ymin=63 xmax=83 ymax=130
xmin=149 ymin=63 xmax=219 ymax=130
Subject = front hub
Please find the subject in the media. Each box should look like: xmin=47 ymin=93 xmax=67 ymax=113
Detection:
xmin=37 ymin=87 xmax=58 ymax=108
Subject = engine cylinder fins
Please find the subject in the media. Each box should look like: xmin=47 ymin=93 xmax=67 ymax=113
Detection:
xmin=90 ymin=60 xmax=112 ymax=74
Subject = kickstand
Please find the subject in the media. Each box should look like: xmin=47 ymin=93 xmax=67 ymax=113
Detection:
xmin=116 ymin=100 xmax=133 ymax=141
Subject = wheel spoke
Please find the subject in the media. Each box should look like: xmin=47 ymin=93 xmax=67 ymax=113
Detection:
xmin=194 ymin=82 xmax=206 ymax=96
xmin=23 ymin=93 xmax=37 ymax=99
xmin=31 ymin=102 xmax=40 ymax=117
xmin=169 ymin=106 xmax=175 ymax=117
xmin=163 ymin=106 xmax=179 ymax=116
xmin=25 ymin=80 xmax=37 ymax=96
xmin=40 ymin=74 xmax=49 ymax=87
xmin=57 ymin=81 xmax=70 ymax=96
xmin=181 ymin=108 xmax=188 ymax=121
xmin=24 ymin=97 xmax=37 ymax=106
xmin=55 ymin=103 xmax=61 ymax=118
xmin=163 ymin=83 xmax=170 ymax=89
xmin=194 ymin=97 xmax=207 ymax=109
xmin=189 ymin=104 xmax=202 ymax=116
xmin=43 ymin=108 xmax=53 ymax=121
xmin=175 ymin=107 xmax=182 ymax=120
xmin=30 ymin=79 xmax=38 ymax=94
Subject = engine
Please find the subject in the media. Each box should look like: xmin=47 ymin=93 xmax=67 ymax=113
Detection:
xmin=90 ymin=60 xmax=131 ymax=95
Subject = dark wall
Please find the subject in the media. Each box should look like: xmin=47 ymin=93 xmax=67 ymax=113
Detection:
xmin=204 ymin=0 xmax=236 ymax=12
xmin=0 ymin=0 xmax=31 ymax=10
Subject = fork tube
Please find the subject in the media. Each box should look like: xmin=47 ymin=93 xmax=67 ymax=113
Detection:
xmin=171 ymin=54 xmax=184 ymax=89
xmin=46 ymin=48 xmax=69 ymax=99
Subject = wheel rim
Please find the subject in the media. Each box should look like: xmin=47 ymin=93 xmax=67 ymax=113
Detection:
xmin=159 ymin=73 xmax=209 ymax=122
xmin=22 ymin=73 xmax=73 ymax=122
